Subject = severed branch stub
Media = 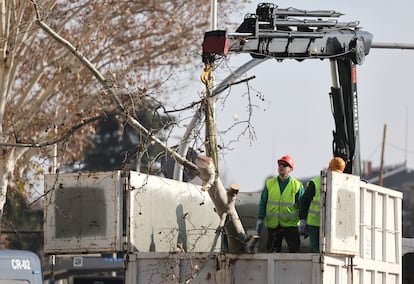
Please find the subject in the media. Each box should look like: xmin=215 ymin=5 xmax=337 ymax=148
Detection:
xmin=196 ymin=155 xmax=249 ymax=253
xmin=196 ymin=155 xmax=217 ymax=192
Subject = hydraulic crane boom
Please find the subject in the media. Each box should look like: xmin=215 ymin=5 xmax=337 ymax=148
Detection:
xmin=202 ymin=2 xmax=374 ymax=175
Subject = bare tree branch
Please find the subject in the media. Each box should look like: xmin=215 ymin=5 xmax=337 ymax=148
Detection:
xmin=30 ymin=0 xmax=199 ymax=174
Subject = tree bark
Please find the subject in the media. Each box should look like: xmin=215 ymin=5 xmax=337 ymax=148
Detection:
xmin=0 ymin=149 xmax=16 ymax=234
xmin=196 ymin=156 xmax=247 ymax=252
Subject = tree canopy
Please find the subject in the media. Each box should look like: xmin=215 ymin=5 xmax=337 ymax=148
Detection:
xmin=0 ymin=0 xmax=244 ymax=223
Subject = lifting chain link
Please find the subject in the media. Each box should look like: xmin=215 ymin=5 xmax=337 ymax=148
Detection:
xmin=200 ymin=64 xmax=212 ymax=85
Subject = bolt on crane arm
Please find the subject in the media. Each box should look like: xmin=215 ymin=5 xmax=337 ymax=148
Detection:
xmin=202 ymin=3 xmax=374 ymax=175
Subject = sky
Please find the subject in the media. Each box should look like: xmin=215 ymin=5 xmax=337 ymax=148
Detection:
xmin=173 ymin=0 xmax=414 ymax=192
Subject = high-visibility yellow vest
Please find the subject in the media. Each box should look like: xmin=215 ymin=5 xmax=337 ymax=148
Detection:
xmin=265 ymin=177 xmax=301 ymax=228
xmin=306 ymin=177 xmax=321 ymax=227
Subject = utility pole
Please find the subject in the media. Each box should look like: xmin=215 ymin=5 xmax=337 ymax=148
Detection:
xmin=210 ymin=0 xmax=217 ymax=30
xmin=378 ymin=124 xmax=387 ymax=186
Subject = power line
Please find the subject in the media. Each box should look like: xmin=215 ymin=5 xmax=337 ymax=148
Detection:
xmin=387 ymin=142 xmax=414 ymax=155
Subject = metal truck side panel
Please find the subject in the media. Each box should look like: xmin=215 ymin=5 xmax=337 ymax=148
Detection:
xmin=125 ymin=253 xmax=320 ymax=284
xmin=357 ymin=181 xmax=402 ymax=263
xmin=126 ymin=252 xmax=402 ymax=284
xmin=127 ymin=172 xmax=220 ymax=253
xmin=44 ymin=171 xmax=123 ymax=254
xmin=354 ymin=258 xmax=400 ymax=283
xmin=321 ymin=255 xmax=401 ymax=284
xmin=44 ymin=171 xmax=219 ymax=254
xmin=324 ymin=171 xmax=360 ymax=255
xmin=324 ymin=171 xmax=402 ymax=262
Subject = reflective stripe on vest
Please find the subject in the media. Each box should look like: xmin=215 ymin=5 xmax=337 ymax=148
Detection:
xmin=306 ymin=177 xmax=321 ymax=227
xmin=265 ymin=177 xmax=301 ymax=228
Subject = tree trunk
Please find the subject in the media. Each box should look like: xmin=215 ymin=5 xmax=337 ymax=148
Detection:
xmin=0 ymin=151 xmax=15 ymax=235
xmin=196 ymin=156 xmax=248 ymax=252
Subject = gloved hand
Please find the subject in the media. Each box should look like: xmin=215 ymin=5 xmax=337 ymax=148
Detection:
xmin=256 ymin=219 xmax=264 ymax=234
xmin=298 ymin=219 xmax=307 ymax=235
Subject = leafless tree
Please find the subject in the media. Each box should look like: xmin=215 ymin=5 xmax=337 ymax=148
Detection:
xmin=1 ymin=0 xmax=250 ymax=252
xmin=0 ymin=1 xmax=242 ymax=220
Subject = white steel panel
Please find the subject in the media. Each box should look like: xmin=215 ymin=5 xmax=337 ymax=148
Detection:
xmin=359 ymin=187 xmax=374 ymax=259
xmin=359 ymin=182 xmax=402 ymax=264
xmin=321 ymin=255 xmax=349 ymax=284
xmin=125 ymin=252 xmax=402 ymax=284
xmin=44 ymin=171 xmax=123 ymax=254
xmin=325 ymin=171 xmax=360 ymax=255
xmin=128 ymin=172 xmax=220 ymax=253
xmin=352 ymin=257 xmax=401 ymax=284
xmin=125 ymin=253 xmax=320 ymax=284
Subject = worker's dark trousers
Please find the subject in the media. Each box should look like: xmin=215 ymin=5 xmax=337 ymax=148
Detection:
xmin=307 ymin=225 xmax=320 ymax=253
xmin=266 ymin=226 xmax=300 ymax=253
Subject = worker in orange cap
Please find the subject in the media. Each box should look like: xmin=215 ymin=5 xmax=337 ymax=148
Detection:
xmin=298 ymin=157 xmax=346 ymax=252
xmin=256 ymin=155 xmax=305 ymax=253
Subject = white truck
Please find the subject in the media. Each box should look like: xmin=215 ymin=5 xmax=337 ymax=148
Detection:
xmin=43 ymin=169 xmax=404 ymax=283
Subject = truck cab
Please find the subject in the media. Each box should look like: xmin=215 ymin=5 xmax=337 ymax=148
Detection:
xmin=0 ymin=250 xmax=43 ymax=284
